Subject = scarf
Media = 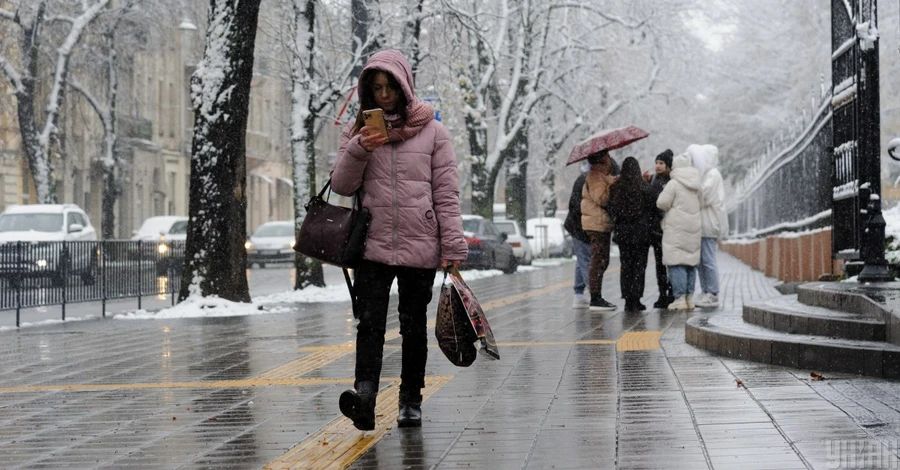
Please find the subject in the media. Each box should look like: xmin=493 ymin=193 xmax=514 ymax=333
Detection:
xmin=384 ymin=100 xmax=435 ymax=142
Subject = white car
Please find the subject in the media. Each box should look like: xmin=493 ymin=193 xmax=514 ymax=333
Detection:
xmin=492 ymin=219 xmax=533 ymax=265
xmin=526 ymin=217 xmax=573 ymax=258
xmin=132 ymin=216 xmax=188 ymax=274
xmin=0 ymin=204 xmax=99 ymax=286
xmin=246 ymin=221 xmax=295 ymax=268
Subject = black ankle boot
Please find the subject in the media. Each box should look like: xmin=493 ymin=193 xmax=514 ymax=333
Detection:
xmin=397 ymin=401 xmax=422 ymax=427
xmin=339 ymin=381 xmax=377 ymax=431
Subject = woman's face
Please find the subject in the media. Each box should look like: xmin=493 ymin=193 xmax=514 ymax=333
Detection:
xmin=372 ymin=72 xmax=401 ymax=113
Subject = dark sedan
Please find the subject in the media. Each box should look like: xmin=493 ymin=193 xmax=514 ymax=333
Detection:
xmin=460 ymin=215 xmax=517 ymax=274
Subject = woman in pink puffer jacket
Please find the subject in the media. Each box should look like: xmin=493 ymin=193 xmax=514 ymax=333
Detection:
xmin=330 ymin=49 xmax=467 ymax=431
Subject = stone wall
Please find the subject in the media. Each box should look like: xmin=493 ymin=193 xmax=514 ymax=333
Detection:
xmin=721 ymin=229 xmax=840 ymax=282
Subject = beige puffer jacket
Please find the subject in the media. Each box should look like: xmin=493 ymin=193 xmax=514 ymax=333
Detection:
xmin=581 ymin=163 xmax=615 ymax=233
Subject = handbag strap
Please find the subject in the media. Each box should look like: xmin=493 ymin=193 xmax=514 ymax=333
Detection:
xmin=316 ymin=178 xmax=364 ymax=211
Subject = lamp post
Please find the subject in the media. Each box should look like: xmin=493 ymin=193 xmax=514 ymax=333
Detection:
xmin=857 ymin=0 xmax=894 ymax=282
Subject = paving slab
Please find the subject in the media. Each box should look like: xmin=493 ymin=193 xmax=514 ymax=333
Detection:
xmin=2 ymin=254 xmax=900 ymax=468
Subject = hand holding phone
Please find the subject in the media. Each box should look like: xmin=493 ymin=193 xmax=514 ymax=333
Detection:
xmin=363 ymin=108 xmax=388 ymax=139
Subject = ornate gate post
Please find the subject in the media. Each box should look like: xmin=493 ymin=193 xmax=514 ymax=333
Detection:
xmin=856 ymin=0 xmax=893 ymax=282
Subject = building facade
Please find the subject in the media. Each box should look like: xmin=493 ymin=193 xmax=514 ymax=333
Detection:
xmin=0 ymin=7 xmax=309 ymax=238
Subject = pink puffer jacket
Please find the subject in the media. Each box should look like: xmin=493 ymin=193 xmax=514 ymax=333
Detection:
xmin=330 ymin=51 xmax=467 ymax=269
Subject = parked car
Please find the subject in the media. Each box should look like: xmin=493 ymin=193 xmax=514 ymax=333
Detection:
xmin=0 ymin=204 xmax=99 ymax=286
xmin=526 ymin=217 xmax=573 ymax=258
xmin=492 ymin=219 xmax=533 ymax=265
xmin=246 ymin=221 xmax=295 ymax=268
xmin=132 ymin=216 xmax=188 ymax=274
xmin=460 ymin=215 xmax=517 ymax=274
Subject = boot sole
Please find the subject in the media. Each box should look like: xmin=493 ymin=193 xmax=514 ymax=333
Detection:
xmin=397 ymin=418 xmax=422 ymax=428
xmin=339 ymin=390 xmax=375 ymax=431
xmin=589 ymin=306 xmax=616 ymax=312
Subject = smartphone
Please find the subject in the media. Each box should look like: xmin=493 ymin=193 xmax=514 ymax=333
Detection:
xmin=362 ymin=108 xmax=388 ymax=139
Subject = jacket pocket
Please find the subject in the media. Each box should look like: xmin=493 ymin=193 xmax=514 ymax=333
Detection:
xmin=418 ymin=194 xmax=438 ymax=235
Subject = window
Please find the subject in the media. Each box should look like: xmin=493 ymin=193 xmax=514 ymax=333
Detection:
xmin=146 ymin=76 xmax=154 ymax=122
xmin=169 ymin=220 xmax=188 ymax=234
xmin=169 ymin=82 xmax=176 ymax=137
xmin=73 ymin=212 xmax=88 ymax=227
xmin=494 ymin=221 xmax=516 ymax=236
xmin=0 ymin=214 xmax=62 ymax=233
xmin=253 ymin=224 xmax=294 ymax=237
xmin=158 ymin=79 xmax=165 ymax=136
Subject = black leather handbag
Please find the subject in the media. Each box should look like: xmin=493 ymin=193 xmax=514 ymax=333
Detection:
xmin=295 ymin=179 xmax=370 ymax=270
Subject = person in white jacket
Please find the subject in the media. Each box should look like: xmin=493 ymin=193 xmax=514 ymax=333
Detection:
xmin=656 ymin=152 xmax=702 ymax=310
xmin=687 ymin=144 xmax=729 ymax=308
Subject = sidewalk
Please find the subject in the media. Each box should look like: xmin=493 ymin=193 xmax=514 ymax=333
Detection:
xmin=0 ymin=252 xmax=898 ymax=468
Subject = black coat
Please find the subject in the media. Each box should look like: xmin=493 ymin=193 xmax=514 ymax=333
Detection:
xmin=648 ymin=173 xmax=670 ymax=238
xmin=563 ymin=172 xmax=588 ymax=242
xmin=608 ymin=178 xmax=656 ymax=246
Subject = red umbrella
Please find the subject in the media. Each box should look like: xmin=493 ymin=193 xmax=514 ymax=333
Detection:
xmin=566 ymin=126 xmax=649 ymax=166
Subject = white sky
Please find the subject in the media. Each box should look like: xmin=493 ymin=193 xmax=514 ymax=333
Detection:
xmin=685 ymin=12 xmax=736 ymax=52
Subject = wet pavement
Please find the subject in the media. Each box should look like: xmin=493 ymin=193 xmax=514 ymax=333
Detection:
xmin=1 ymin=254 xmax=900 ymax=468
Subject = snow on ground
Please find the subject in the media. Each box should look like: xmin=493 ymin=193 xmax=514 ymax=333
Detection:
xmin=0 ymin=315 xmax=99 ymax=332
xmin=113 ymin=266 xmax=537 ymax=321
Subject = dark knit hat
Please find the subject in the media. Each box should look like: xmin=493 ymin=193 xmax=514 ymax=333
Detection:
xmin=655 ymin=149 xmax=673 ymax=169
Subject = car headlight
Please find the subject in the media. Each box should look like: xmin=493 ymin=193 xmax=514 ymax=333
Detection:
xmin=35 ymin=259 xmax=48 ymax=268
xmin=158 ymin=244 xmax=169 ymax=254
xmin=283 ymin=243 xmax=293 ymax=250
xmin=245 ymin=241 xmax=253 ymax=251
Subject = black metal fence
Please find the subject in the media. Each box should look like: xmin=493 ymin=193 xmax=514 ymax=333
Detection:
xmin=0 ymin=240 xmax=184 ymax=326
xmin=728 ymin=100 xmax=833 ymax=239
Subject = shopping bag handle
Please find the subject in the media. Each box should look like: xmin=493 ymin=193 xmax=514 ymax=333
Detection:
xmin=443 ymin=264 xmax=463 ymax=281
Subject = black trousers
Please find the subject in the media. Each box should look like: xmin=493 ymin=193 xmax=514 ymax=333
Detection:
xmin=649 ymin=235 xmax=670 ymax=297
xmin=586 ymin=231 xmax=611 ymax=295
xmin=353 ymin=260 xmax=436 ymax=400
xmin=619 ymin=241 xmax=649 ymax=304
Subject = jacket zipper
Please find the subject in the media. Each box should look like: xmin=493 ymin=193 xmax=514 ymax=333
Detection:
xmin=391 ymin=144 xmax=398 ymax=264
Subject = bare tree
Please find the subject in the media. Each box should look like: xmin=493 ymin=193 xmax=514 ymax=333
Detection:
xmin=0 ymin=0 xmax=111 ymax=203
xmin=68 ymin=0 xmax=168 ymax=238
xmin=272 ymin=0 xmax=380 ymax=289
xmin=179 ymin=0 xmax=263 ymax=302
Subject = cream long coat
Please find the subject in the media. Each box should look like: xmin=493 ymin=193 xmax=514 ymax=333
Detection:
xmin=656 ymin=153 xmax=702 ymax=266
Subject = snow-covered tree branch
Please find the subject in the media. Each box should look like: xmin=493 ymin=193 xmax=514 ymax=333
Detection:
xmin=0 ymin=0 xmax=110 ymax=203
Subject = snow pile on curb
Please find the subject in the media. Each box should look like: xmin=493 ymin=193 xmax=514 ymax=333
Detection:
xmin=0 ymin=315 xmax=99 ymax=332
xmin=115 ymin=268 xmax=511 ymax=320
xmin=116 ymin=295 xmax=291 ymax=320
xmin=883 ymin=204 xmax=900 ymax=264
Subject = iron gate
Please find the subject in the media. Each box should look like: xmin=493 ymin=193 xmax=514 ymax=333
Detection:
xmin=831 ymin=0 xmax=881 ymax=259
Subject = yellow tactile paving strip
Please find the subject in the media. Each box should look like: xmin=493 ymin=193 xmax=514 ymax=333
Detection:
xmin=616 ymin=330 xmax=663 ymax=351
xmin=480 ymin=280 xmax=572 ymax=310
xmin=257 ymin=349 xmax=355 ymax=380
xmin=264 ymin=375 xmax=453 ymax=470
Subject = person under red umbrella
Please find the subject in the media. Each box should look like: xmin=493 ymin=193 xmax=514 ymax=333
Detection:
xmin=581 ymin=150 xmax=618 ymax=311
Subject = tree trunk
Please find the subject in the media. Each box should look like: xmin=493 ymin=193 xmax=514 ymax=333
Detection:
xmin=467 ymin=114 xmax=493 ymax=219
xmin=505 ymin=124 xmax=528 ymax=227
xmin=291 ymin=0 xmax=325 ymax=290
xmin=101 ymin=31 xmax=119 ymax=239
xmin=402 ymin=0 xmax=424 ymax=80
xmin=15 ymin=3 xmax=56 ymax=203
xmin=540 ymin=162 xmax=556 ymax=217
xmin=179 ymin=0 xmax=262 ymax=302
